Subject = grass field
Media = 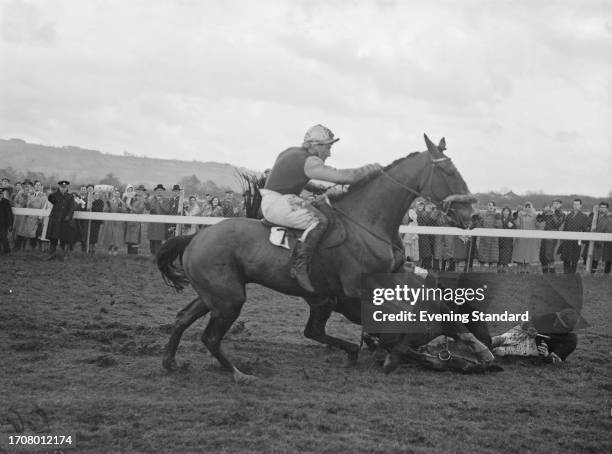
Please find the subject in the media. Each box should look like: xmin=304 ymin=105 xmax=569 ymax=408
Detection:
xmin=1 ymin=252 xmax=611 ymax=453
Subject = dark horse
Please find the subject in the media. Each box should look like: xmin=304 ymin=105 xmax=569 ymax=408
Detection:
xmin=157 ymin=135 xmax=494 ymax=382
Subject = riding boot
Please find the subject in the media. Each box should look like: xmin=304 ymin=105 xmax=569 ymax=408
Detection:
xmin=290 ymin=216 xmax=329 ymax=293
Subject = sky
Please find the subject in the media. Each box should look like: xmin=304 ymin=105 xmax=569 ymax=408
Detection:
xmin=1 ymin=0 xmax=611 ymax=196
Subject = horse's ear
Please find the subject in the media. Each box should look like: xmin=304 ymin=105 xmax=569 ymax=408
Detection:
xmin=424 ymin=134 xmax=438 ymax=153
xmin=438 ymin=137 xmax=447 ymax=152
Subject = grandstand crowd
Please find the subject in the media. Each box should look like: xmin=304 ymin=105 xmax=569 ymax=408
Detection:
xmin=1 ymin=176 xmax=610 ymax=276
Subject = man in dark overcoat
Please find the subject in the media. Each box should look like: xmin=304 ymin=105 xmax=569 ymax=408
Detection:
xmin=46 ymin=180 xmax=77 ymax=255
xmin=557 ymin=199 xmax=591 ymax=274
xmin=167 ymin=184 xmax=183 ymax=238
xmin=591 ymin=201 xmax=612 ymax=274
xmin=145 ymin=184 xmax=169 ymax=254
xmin=0 ymin=185 xmax=14 ymax=254
xmin=537 ymin=199 xmax=566 ymax=273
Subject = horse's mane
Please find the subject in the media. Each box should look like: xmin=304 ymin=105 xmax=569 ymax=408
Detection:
xmin=327 ymin=151 xmax=421 ymax=202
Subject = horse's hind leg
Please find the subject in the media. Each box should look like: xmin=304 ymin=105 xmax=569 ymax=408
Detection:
xmin=162 ymin=297 xmax=210 ymax=371
xmin=304 ymin=298 xmax=360 ymax=363
xmin=201 ymin=308 xmax=256 ymax=383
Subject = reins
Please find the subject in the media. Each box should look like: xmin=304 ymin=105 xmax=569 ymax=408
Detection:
xmin=330 ymin=154 xmax=453 ymax=254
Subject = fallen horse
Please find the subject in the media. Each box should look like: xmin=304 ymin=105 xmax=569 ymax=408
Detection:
xmin=157 ymin=135 xmax=494 ymax=382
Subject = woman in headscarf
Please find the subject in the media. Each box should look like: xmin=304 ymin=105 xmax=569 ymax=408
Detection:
xmin=416 ymin=201 xmax=435 ymax=269
xmin=124 ymin=186 xmax=146 ymax=254
xmin=210 ymin=197 xmax=224 ymax=217
xmin=122 ymin=184 xmax=136 ymax=205
xmin=497 ymin=206 xmax=515 ymax=272
xmin=12 ymin=180 xmax=32 ymax=250
xmin=183 ymin=195 xmax=202 ymax=235
xmin=401 ymin=208 xmax=419 ymax=263
xmin=512 ymin=202 xmax=541 ymax=273
xmin=476 ymin=202 xmax=501 ymax=269
xmin=100 ymin=189 xmax=127 ymax=255
xmin=432 ymin=206 xmax=455 ymax=271
xmin=18 ymin=180 xmax=47 ymax=251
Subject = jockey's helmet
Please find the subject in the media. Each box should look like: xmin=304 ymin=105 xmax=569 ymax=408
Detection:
xmin=303 ymin=124 xmax=340 ymax=146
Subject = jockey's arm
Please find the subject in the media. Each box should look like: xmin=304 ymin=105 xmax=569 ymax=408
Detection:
xmin=304 ymin=156 xmax=381 ymax=185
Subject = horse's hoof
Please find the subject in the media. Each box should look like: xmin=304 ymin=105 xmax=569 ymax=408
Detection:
xmin=162 ymin=357 xmax=178 ymax=372
xmin=383 ymin=353 xmax=400 ymax=375
xmin=476 ymin=348 xmax=494 ymax=363
xmin=233 ymin=367 xmax=258 ymax=384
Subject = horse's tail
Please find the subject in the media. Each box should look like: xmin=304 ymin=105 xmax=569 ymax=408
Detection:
xmin=156 ymin=234 xmax=196 ymax=292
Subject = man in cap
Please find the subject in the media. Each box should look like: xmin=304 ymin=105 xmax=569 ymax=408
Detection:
xmin=558 ymin=199 xmax=590 ymax=273
xmin=145 ymin=184 xmax=169 ymax=254
xmin=1 ymin=178 xmax=12 ymax=198
xmin=261 ymin=124 xmax=382 ymax=292
xmin=222 ymin=190 xmax=238 ymax=217
xmin=537 ymin=199 xmax=565 ymax=273
xmin=167 ymin=184 xmax=184 ymax=237
xmin=46 ymin=180 xmax=76 ymax=257
xmin=0 ymin=184 xmax=14 ymax=254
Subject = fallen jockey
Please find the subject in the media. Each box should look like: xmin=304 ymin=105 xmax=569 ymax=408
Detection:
xmin=491 ymin=308 xmax=581 ymax=364
xmin=261 ymin=124 xmax=382 ymax=292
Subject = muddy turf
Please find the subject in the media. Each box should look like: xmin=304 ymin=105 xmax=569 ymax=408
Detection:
xmin=1 ymin=252 xmax=611 ymax=453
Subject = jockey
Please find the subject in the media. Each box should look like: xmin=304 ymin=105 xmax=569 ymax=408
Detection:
xmin=261 ymin=124 xmax=382 ymax=292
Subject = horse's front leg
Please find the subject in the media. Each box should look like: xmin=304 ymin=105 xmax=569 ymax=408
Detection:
xmin=303 ymin=297 xmax=360 ymax=363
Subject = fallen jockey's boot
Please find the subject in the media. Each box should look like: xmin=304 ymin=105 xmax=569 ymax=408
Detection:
xmin=290 ymin=220 xmax=328 ymax=292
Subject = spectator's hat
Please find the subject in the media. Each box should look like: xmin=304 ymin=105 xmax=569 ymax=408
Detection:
xmin=135 ymin=184 xmax=146 ymax=191
xmin=1 ymin=177 xmax=9 ymax=182
xmin=551 ymin=198 xmax=563 ymax=204
xmin=86 ymin=184 xmax=95 ymax=189
xmin=172 ymin=184 xmax=181 ymax=191
xmin=22 ymin=179 xmax=33 ymax=186
xmin=58 ymin=180 xmax=70 ymax=186
xmin=154 ymin=184 xmax=166 ymax=191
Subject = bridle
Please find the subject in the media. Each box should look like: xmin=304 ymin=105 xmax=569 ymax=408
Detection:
xmin=380 ymin=154 xmax=456 ymax=215
xmin=330 ymin=152 xmax=469 ymax=245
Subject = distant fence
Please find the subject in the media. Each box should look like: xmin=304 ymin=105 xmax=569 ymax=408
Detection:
xmin=12 ymin=208 xmax=612 ymax=242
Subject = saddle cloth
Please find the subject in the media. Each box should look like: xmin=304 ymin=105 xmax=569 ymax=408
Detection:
xmin=263 ymin=202 xmax=346 ymax=251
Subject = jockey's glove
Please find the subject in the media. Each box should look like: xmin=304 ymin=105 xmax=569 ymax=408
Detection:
xmin=537 ymin=342 xmax=549 ymax=357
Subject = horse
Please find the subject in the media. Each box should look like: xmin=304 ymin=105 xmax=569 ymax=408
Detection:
xmin=156 ymin=134 xmax=494 ymax=382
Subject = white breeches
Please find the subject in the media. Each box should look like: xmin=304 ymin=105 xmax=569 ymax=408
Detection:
xmin=260 ymin=189 xmax=319 ymax=239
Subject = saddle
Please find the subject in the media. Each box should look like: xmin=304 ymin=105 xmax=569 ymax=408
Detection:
xmin=262 ymin=201 xmax=346 ymax=251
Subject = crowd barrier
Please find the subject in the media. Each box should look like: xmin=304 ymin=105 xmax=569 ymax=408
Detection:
xmin=12 ymin=208 xmax=612 ymax=242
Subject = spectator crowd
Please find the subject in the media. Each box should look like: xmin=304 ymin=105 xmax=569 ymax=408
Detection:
xmin=0 ymin=177 xmax=244 ymax=259
xmin=1 ymin=175 xmax=611 ymax=275
xmin=402 ymin=198 xmax=612 ymax=276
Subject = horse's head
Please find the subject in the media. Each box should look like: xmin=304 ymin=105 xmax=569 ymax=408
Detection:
xmin=418 ymin=134 xmax=476 ymax=228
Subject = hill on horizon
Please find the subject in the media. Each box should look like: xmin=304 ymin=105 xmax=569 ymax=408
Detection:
xmin=1 ymin=138 xmax=608 ymax=207
xmin=0 ymin=138 xmax=249 ymax=191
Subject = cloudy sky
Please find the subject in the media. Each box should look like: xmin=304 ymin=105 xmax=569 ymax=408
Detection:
xmin=1 ymin=0 xmax=611 ymax=196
